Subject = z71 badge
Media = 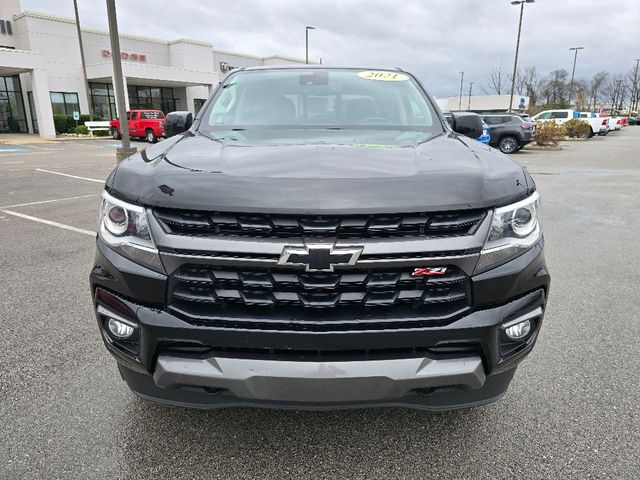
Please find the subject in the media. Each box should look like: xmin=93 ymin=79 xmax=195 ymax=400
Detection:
xmin=411 ymin=267 xmax=447 ymax=276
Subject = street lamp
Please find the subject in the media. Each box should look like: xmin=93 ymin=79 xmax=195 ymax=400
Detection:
xmin=568 ymin=46 xmax=584 ymax=106
xmin=106 ymin=0 xmax=136 ymax=163
xmin=305 ymin=26 xmax=315 ymax=64
xmin=630 ymin=58 xmax=640 ymax=112
xmin=467 ymin=81 xmax=474 ymax=110
xmin=508 ymin=0 xmax=535 ymax=112
xmin=73 ymin=0 xmax=93 ymax=117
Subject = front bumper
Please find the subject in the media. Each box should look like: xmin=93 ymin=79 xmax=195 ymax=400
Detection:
xmin=91 ymin=237 xmax=549 ymax=410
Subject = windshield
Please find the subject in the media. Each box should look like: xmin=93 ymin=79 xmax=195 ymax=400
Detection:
xmin=198 ymin=68 xmax=442 ymax=142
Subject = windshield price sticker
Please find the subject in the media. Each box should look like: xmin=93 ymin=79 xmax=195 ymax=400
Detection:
xmin=357 ymin=71 xmax=409 ymax=81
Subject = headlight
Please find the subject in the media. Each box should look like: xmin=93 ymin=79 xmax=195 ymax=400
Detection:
xmin=475 ymin=192 xmax=541 ymax=273
xmin=99 ymin=191 xmax=164 ymax=273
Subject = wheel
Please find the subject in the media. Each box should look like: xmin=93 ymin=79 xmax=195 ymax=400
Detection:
xmin=498 ymin=136 xmax=519 ymax=154
xmin=588 ymin=127 xmax=594 ymax=138
xmin=111 ymin=127 xmax=121 ymax=140
xmin=146 ymin=129 xmax=158 ymax=143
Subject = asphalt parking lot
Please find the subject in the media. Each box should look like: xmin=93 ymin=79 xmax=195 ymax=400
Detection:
xmin=1 ymin=130 xmax=639 ymax=479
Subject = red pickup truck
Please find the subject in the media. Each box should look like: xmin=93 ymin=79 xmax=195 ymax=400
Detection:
xmin=110 ymin=110 xmax=165 ymax=143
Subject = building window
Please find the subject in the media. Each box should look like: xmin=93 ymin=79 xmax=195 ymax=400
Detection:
xmin=0 ymin=75 xmax=28 ymax=133
xmin=50 ymin=92 xmax=80 ymax=115
xmin=90 ymin=83 xmax=116 ymax=120
xmin=194 ymin=98 xmax=206 ymax=114
xmin=27 ymin=91 xmax=38 ymax=133
xmin=128 ymin=85 xmax=177 ymax=114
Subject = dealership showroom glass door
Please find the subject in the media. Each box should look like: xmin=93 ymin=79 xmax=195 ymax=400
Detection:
xmin=128 ymin=85 xmax=177 ymax=113
xmin=0 ymin=75 xmax=28 ymax=133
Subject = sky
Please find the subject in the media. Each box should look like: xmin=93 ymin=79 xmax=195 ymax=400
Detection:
xmin=21 ymin=0 xmax=640 ymax=98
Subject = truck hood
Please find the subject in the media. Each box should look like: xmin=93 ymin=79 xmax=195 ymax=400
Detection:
xmin=107 ymin=131 xmax=533 ymax=214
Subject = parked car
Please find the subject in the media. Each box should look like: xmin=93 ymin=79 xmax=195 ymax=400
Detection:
xmin=579 ymin=112 xmax=611 ymax=136
xmin=482 ymin=114 xmax=535 ymax=153
xmin=514 ymin=113 xmax=533 ymax=123
xmin=110 ymin=109 xmax=165 ymax=143
xmin=607 ymin=116 xmax=622 ymax=131
xmin=91 ymin=66 xmax=549 ymax=411
xmin=532 ymin=109 xmax=607 ymax=137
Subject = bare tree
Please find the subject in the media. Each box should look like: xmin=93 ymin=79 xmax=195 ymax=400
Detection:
xmin=483 ymin=65 xmax=508 ymax=95
xmin=627 ymin=64 xmax=640 ymax=112
xmin=521 ymin=66 xmax=542 ymax=106
xmin=512 ymin=67 xmax=527 ymax=97
xmin=573 ymin=79 xmax=589 ymax=111
xmin=588 ymin=71 xmax=608 ymax=111
xmin=545 ymin=69 xmax=569 ymax=107
xmin=604 ymin=75 xmax=627 ymax=113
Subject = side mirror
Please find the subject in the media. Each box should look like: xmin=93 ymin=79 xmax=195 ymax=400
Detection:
xmin=443 ymin=112 xmax=454 ymax=127
xmin=450 ymin=112 xmax=483 ymax=139
xmin=164 ymin=111 xmax=193 ymax=138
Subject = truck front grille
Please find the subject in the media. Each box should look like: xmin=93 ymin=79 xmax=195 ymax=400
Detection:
xmin=155 ymin=209 xmax=486 ymax=238
xmin=168 ymin=264 xmax=471 ymax=331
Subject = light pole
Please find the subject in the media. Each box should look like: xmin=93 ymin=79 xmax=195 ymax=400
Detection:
xmin=631 ymin=58 xmax=640 ymax=112
xmin=568 ymin=46 xmax=584 ymax=106
xmin=73 ymin=0 xmax=93 ymax=117
xmin=106 ymin=0 xmax=136 ymax=162
xmin=508 ymin=0 xmax=535 ymax=112
xmin=458 ymin=71 xmax=464 ymax=111
xmin=467 ymin=82 xmax=474 ymax=110
xmin=305 ymin=26 xmax=315 ymax=64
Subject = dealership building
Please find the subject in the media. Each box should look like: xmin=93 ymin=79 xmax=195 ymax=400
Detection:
xmin=0 ymin=0 xmax=306 ymax=138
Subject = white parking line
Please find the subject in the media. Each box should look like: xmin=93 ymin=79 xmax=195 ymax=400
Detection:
xmin=35 ymin=168 xmax=104 ymax=183
xmin=1 ymin=209 xmax=95 ymax=236
xmin=0 ymin=194 xmax=98 ymax=210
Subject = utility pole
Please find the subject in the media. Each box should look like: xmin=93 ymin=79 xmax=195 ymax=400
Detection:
xmin=305 ymin=26 xmax=315 ymax=64
xmin=508 ymin=0 xmax=535 ymax=112
xmin=467 ymin=82 xmax=474 ymax=110
xmin=106 ymin=0 xmax=136 ymax=162
xmin=568 ymin=46 xmax=584 ymax=106
xmin=631 ymin=58 xmax=640 ymax=112
xmin=73 ymin=0 xmax=93 ymax=117
xmin=458 ymin=71 xmax=464 ymax=111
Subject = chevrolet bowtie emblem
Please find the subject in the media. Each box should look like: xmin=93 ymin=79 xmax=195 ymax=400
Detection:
xmin=278 ymin=244 xmax=363 ymax=272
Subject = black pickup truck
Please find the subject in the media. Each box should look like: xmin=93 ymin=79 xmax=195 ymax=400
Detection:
xmin=91 ymin=66 xmax=549 ymax=410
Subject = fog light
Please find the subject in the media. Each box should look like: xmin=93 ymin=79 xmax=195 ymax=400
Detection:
xmin=107 ymin=318 xmax=135 ymax=339
xmin=504 ymin=319 xmax=531 ymax=340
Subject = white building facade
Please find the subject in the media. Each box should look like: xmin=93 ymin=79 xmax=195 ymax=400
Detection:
xmin=0 ymin=0 xmax=306 ymax=138
xmin=437 ymin=94 xmax=530 ymax=113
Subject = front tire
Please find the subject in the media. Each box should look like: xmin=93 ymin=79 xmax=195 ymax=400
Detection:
xmin=146 ymin=129 xmax=158 ymax=143
xmin=111 ymin=127 xmax=121 ymax=140
xmin=498 ymin=136 xmax=519 ymax=154
xmin=588 ymin=127 xmax=594 ymax=138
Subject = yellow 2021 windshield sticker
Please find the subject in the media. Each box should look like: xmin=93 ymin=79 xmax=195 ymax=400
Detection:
xmin=357 ymin=71 xmax=409 ymax=81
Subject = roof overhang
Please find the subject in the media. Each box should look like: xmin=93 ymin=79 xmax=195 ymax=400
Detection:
xmin=0 ymin=47 xmax=46 ymax=75
xmin=86 ymin=61 xmax=216 ymax=87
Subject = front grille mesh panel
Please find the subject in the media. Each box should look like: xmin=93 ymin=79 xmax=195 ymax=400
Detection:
xmin=168 ymin=265 xmax=471 ymax=331
xmin=155 ymin=209 xmax=486 ymax=238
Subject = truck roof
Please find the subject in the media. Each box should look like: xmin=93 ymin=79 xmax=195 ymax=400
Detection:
xmin=240 ymin=65 xmax=407 ymax=73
